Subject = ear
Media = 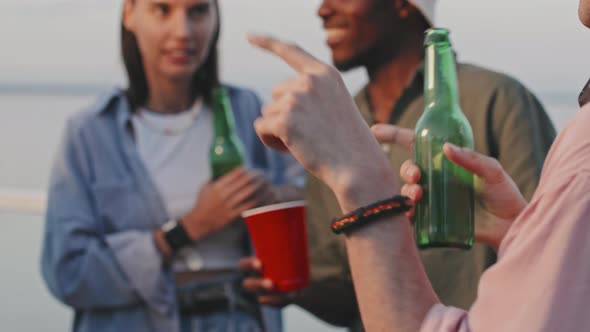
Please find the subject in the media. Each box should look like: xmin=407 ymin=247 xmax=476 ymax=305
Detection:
xmin=123 ymin=0 xmax=137 ymax=32
xmin=393 ymin=0 xmax=417 ymax=19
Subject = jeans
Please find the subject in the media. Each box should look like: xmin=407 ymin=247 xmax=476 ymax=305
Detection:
xmin=176 ymin=272 xmax=281 ymax=332
xmin=180 ymin=310 xmax=262 ymax=332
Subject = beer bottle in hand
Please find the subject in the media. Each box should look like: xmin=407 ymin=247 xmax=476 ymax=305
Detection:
xmin=414 ymin=28 xmax=475 ymax=249
xmin=210 ymin=87 xmax=245 ymax=180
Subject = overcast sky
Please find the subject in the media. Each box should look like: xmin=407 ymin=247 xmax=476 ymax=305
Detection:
xmin=1 ymin=0 xmax=588 ymax=101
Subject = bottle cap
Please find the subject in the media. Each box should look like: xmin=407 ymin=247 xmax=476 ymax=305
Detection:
xmin=424 ymin=28 xmax=451 ymax=46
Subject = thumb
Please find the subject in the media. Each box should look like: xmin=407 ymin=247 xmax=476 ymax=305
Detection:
xmin=371 ymin=124 xmax=414 ymax=150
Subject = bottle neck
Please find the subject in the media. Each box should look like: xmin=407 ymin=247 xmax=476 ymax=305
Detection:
xmin=212 ymin=95 xmax=235 ymax=137
xmin=424 ymin=42 xmax=460 ymax=110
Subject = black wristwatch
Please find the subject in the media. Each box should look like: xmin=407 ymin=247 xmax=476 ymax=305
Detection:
xmin=161 ymin=219 xmax=193 ymax=253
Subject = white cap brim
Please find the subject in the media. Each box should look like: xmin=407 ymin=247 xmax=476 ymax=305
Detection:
xmin=408 ymin=0 xmax=436 ymax=26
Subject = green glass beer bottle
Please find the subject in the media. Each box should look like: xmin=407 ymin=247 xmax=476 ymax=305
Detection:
xmin=209 ymin=87 xmax=245 ymax=180
xmin=413 ymin=28 xmax=475 ymax=249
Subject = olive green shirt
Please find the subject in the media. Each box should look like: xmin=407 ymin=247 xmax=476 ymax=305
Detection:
xmin=299 ymin=63 xmax=556 ymax=330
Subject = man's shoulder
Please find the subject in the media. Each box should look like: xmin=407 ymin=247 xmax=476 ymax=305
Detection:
xmin=456 ymin=63 xmax=529 ymax=97
xmin=562 ymin=104 xmax=590 ymax=141
xmin=562 ymin=105 xmax=590 ymax=164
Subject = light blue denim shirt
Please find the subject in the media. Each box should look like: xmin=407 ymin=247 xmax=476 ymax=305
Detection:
xmin=40 ymin=86 xmax=303 ymax=332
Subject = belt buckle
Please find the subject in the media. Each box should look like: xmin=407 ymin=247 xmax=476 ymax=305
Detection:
xmin=177 ymin=281 xmax=228 ymax=315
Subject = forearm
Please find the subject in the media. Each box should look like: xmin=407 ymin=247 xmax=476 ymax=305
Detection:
xmin=43 ymin=228 xmax=170 ymax=311
xmin=345 ymin=217 xmax=439 ymax=331
xmin=334 ymin=169 xmax=439 ymax=332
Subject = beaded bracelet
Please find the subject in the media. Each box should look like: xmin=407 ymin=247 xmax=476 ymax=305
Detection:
xmin=331 ymin=195 xmax=413 ymax=235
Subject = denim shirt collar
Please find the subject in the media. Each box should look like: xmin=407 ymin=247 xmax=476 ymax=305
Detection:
xmin=91 ymin=87 xmax=133 ymax=130
xmin=97 ymin=87 xmax=170 ymax=225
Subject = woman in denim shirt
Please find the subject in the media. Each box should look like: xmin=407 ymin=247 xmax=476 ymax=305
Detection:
xmin=40 ymin=1 xmax=302 ymax=331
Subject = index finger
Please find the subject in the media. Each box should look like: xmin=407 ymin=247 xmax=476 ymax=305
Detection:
xmin=443 ymin=143 xmax=504 ymax=184
xmin=248 ymin=34 xmax=321 ymax=73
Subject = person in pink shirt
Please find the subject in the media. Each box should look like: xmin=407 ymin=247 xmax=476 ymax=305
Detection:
xmin=241 ymin=1 xmax=590 ymax=330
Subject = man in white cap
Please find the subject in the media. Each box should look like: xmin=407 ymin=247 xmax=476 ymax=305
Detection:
xmin=242 ymin=0 xmax=555 ymax=330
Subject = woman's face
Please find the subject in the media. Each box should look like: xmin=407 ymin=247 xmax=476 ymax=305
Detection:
xmin=124 ymin=0 xmax=217 ymax=82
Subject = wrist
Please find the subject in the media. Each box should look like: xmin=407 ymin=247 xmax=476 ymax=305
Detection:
xmin=180 ymin=212 xmax=213 ymax=241
xmin=179 ymin=215 xmax=199 ymax=241
xmin=331 ymin=163 xmax=400 ymax=215
xmin=160 ymin=219 xmax=193 ymax=253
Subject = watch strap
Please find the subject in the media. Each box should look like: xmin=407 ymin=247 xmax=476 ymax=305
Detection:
xmin=162 ymin=219 xmax=193 ymax=252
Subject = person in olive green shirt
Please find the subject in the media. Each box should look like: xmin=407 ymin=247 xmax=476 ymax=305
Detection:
xmin=241 ymin=0 xmax=555 ymax=330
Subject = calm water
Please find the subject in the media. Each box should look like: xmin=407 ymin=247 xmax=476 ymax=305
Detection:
xmin=0 ymin=90 xmax=578 ymax=331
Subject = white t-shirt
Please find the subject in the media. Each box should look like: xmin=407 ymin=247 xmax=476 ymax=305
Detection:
xmin=131 ymin=101 xmax=247 ymax=272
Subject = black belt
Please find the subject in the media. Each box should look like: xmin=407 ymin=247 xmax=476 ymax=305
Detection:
xmin=175 ymin=273 xmax=262 ymax=321
xmin=179 ymin=298 xmax=237 ymax=316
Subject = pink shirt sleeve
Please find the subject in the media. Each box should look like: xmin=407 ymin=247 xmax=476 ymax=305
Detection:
xmin=420 ymin=106 xmax=590 ymax=332
xmin=421 ymin=173 xmax=590 ymax=331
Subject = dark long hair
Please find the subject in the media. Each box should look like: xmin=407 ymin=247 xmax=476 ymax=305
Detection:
xmin=121 ymin=0 xmax=221 ymax=110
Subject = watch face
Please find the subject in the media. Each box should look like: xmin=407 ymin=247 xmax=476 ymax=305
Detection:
xmin=161 ymin=219 xmax=178 ymax=232
xmin=163 ymin=219 xmax=193 ymax=252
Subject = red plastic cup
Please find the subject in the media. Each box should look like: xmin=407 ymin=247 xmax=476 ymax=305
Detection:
xmin=242 ymin=201 xmax=310 ymax=292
